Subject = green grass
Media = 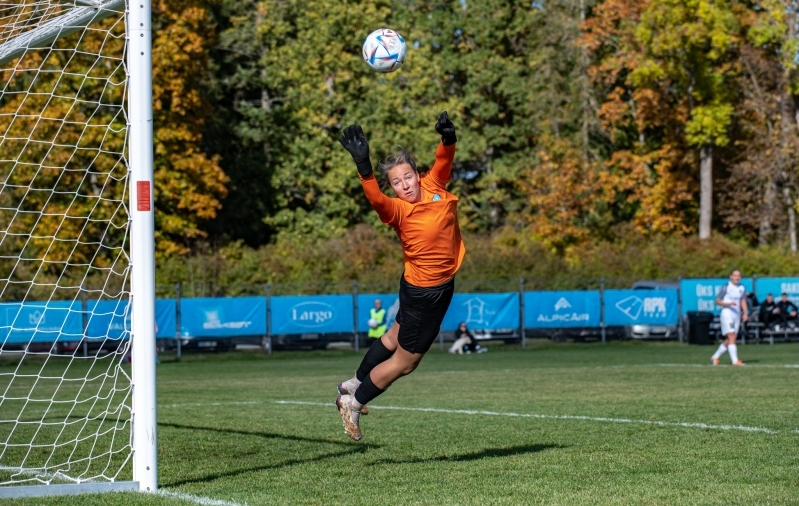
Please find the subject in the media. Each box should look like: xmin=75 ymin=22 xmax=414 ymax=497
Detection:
xmin=5 ymin=341 xmax=799 ymax=505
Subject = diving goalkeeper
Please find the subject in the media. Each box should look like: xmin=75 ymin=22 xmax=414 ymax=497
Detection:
xmin=335 ymin=112 xmax=465 ymax=441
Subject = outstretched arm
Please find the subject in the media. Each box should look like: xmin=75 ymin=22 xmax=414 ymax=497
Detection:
xmin=428 ymin=112 xmax=457 ymax=183
xmin=360 ymin=174 xmax=401 ymax=225
xmin=339 ymin=124 xmax=401 ymax=225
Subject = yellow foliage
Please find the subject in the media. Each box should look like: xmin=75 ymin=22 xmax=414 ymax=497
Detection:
xmin=151 ymin=0 xmax=228 ymax=257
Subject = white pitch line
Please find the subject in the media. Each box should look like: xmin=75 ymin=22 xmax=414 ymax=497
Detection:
xmin=162 ymin=401 xmax=260 ymax=408
xmin=276 ymin=400 xmax=782 ymax=434
xmin=157 ymin=489 xmax=249 ymax=506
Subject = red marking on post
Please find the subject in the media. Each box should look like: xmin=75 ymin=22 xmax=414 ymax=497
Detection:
xmin=137 ymin=181 xmax=151 ymax=211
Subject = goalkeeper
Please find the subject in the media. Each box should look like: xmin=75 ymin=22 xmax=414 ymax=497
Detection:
xmin=335 ymin=112 xmax=465 ymax=441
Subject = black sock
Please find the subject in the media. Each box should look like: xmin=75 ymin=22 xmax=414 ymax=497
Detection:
xmin=355 ymin=339 xmax=393 ymax=381
xmin=354 ymin=374 xmax=386 ymax=406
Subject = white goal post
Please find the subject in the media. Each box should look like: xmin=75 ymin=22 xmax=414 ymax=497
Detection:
xmin=0 ymin=0 xmax=156 ymax=497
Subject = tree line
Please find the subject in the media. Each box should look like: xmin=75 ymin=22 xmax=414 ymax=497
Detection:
xmin=3 ymin=0 xmax=799 ymax=267
xmin=188 ymin=0 xmax=799 ymax=255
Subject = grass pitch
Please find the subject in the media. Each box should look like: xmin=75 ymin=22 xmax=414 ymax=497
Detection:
xmin=6 ymin=341 xmax=799 ymax=505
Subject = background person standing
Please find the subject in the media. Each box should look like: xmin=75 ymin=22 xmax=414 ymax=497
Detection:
xmin=711 ymin=269 xmax=748 ymax=366
xmin=367 ymin=298 xmax=387 ymax=346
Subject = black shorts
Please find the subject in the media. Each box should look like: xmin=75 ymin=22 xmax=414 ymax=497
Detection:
xmin=395 ymin=274 xmax=455 ymax=354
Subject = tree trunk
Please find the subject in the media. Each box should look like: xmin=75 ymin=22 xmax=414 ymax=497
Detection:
xmin=579 ymin=0 xmax=590 ymax=166
xmin=784 ymin=174 xmax=797 ymax=252
xmin=760 ymin=176 xmax=777 ymax=246
xmin=699 ymin=145 xmax=713 ymax=239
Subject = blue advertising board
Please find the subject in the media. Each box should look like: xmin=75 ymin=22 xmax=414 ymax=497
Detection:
xmin=603 ymin=289 xmax=679 ymax=326
xmin=753 ymin=277 xmax=799 ymax=303
xmin=442 ymin=292 xmax=519 ymax=332
xmin=680 ymin=278 xmax=753 ymax=315
xmin=86 ymin=300 xmax=129 ymax=340
xmin=524 ymin=291 xmax=601 ymax=328
xmin=0 ymin=301 xmax=83 ymax=344
xmin=356 ymin=294 xmax=399 ymax=333
xmin=85 ymin=299 xmax=176 ymax=340
xmin=156 ymin=299 xmax=176 ymax=338
xmin=271 ymin=295 xmax=353 ymax=335
xmin=181 ymin=297 xmax=265 ymax=338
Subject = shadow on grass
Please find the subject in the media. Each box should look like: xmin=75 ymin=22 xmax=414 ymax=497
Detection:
xmin=161 ymin=421 xmax=380 ymax=487
xmin=373 ymin=444 xmax=563 ymax=465
xmin=159 ymin=421 xmax=379 ymax=449
xmin=162 ymin=447 xmax=371 ymax=487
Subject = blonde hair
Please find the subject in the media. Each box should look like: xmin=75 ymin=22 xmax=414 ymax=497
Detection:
xmin=377 ymin=148 xmax=417 ymax=185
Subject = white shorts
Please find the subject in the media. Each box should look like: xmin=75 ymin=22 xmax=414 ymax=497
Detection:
xmin=720 ymin=312 xmax=740 ymax=336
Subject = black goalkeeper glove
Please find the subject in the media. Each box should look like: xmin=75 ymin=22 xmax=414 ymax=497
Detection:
xmin=435 ymin=111 xmax=457 ymax=146
xmin=338 ymin=124 xmax=373 ymax=178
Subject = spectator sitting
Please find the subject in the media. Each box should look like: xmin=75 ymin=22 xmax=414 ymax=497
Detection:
xmin=746 ymin=292 xmax=759 ymax=317
xmin=448 ymin=322 xmax=487 ymax=354
xmin=775 ymin=293 xmax=799 ymax=330
xmin=759 ymin=294 xmax=778 ymax=329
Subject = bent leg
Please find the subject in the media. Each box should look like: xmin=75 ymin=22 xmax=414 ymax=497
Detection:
xmin=369 ymin=346 xmax=423 ymax=389
xmin=354 ymin=346 xmax=424 ymax=407
xmin=449 ymin=336 xmax=469 ymax=354
xmin=379 ymin=323 xmax=400 ymax=352
xmin=354 ymin=324 xmax=400 ymax=382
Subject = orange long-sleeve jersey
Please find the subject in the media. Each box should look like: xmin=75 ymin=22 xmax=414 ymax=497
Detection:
xmin=359 ymin=142 xmax=465 ymax=288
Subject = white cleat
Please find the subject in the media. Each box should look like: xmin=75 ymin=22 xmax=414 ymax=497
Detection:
xmin=337 ymin=377 xmax=361 ymax=396
xmin=336 ymin=378 xmax=368 ymax=414
xmin=335 ymin=395 xmax=363 ymax=441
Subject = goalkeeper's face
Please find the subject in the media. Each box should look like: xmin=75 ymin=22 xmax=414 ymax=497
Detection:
xmin=387 ymin=163 xmax=422 ymax=203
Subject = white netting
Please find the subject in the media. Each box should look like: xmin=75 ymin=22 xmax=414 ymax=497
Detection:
xmin=0 ymin=1 xmax=132 ymax=486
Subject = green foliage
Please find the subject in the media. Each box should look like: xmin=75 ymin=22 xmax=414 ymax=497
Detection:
xmin=685 ymin=102 xmax=734 ymax=147
xmin=157 ymin=227 xmax=799 ymax=293
xmin=635 ymin=0 xmax=738 ymax=149
xmin=209 ymin=0 xmax=595 ymax=238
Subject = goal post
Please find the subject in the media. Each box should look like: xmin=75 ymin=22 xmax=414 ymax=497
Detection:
xmin=0 ymin=0 xmax=156 ymax=497
xmin=128 ymin=0 xmax=157 ymax=494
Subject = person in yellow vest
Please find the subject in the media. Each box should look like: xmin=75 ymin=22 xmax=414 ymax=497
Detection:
xmin=367 ymin=299 xmax=387 ymax=346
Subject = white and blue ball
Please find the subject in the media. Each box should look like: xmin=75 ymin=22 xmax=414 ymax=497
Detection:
xmin=362 ymin=28 xmax=407 ymax=73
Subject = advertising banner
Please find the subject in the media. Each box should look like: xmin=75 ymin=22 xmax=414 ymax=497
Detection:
xmin=86 ymin=300 xmax=129 ymax=340
xmin=356 ymin=294 xmax=399 ymax=334
xmin=156 ymin=299 xmax=176 ymax=338
xmin=181 ymin=297 xmax=266 ymax=338
xmin=603 ymin=289 xmax=679 ymax=326
xmin=524 ymin=291 xmax=601 ymax=328
xmin=752 ymin=277 xmax=799 ymax=303
xmin=0 ymin=301 xmax=83 ymax=344
xmin=442 ymin=292 xmax=520 ymax=332
xmin=84 ymin=299 xmax=175 ymax=340
xmin=271 ymin=294 xmax=353 ymax=335
xmin=680 ymin=278 xmax=753 ymax=315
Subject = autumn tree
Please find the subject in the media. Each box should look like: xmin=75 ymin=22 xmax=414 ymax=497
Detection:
xmin=151 ymin=0 xmax=228 ymax=256
xmin=634 ymin=0 xmax=739 ymax=240
xmin=583 ymin=0 xmax=695 ymax=237
xmin=734 ymin=0 xmax=799 ymax=250
xmin=0 ymin=14 xmax=130 ymax=300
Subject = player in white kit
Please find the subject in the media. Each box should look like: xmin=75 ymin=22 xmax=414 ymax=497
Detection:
xmin=711 ymin=269 xmax=748 ymax=366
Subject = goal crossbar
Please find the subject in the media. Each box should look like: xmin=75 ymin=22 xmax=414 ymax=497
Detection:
xmin=0 ymin=0 xmax=124 ymax=67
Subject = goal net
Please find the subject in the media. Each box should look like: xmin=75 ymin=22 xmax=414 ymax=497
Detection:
xmin=0 ymin=0 xmax=155 ymax=495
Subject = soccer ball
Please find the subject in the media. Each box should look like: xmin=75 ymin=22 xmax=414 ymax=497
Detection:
xmin=362 ymin=28 xmax=407 ymax=73
xmin=367 ymin=318 xmax=378 ymax=329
